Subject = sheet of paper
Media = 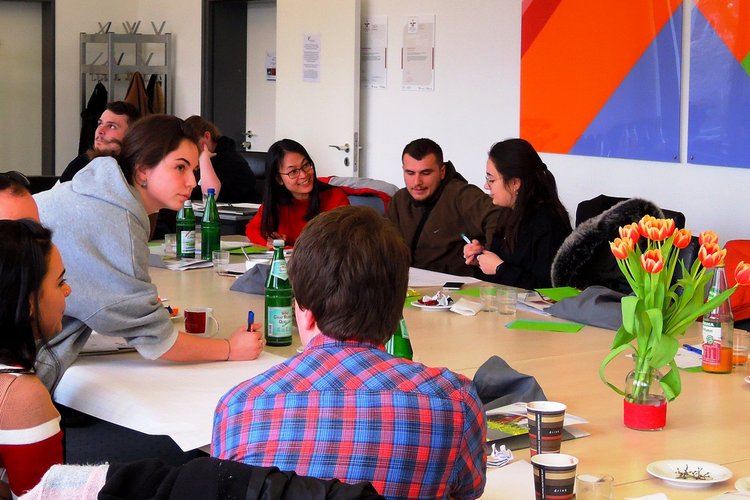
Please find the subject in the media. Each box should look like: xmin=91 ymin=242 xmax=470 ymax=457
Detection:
xmin=361 ymin=16 xmax=388 ymax=89
xmin=408 ymin=267 xmax=480 ymax=287
xmin=483 ymin=459 xmax=535 ymax=499
xmin=80 ymin=332 xmax=135 ymax=355
xmin=54 ymin=351 xmax=288 ymax=451
xmin=505 ymin=319 xmax=584 ymax=333
xmin=535 ymin=287 xmax=580 ymax=302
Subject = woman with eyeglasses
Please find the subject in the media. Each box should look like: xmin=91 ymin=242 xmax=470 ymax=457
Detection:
xmin=245 ymin=139 xmax=349 ymax=247
xmin=462 ymin=138 xmax=572 ymax=289
xmin=0 ymin=219 xmax=70 ymax=497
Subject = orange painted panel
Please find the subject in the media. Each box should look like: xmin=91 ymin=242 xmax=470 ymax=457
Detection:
xmin=694 ymin=0 xmax=750 ymax=64
xmin=521 ymin=0 xmax=682 ymax=153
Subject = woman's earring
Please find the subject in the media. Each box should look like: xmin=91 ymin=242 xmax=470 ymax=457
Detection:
xmin=140 ymin=181 xmax=148 ymax=188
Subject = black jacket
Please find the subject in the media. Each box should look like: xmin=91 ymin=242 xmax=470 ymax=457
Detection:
xmin=100 ymin=457 xmax=384 ymax=500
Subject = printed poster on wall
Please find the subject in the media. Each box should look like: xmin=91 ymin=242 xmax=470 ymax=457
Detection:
xmin=302 ymin=33 xmax=321 ymax=83
xmin=520 ymin=1 xmax=682 ymax=162
xmin=362 ymin=16 xmax=388 ymax=89
xmin=401 ymin=15 xmax=435 ymax=91
xmin=688 ymin=1 xmax=750 ymax=168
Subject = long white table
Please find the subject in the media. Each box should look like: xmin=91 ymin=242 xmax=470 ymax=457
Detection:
xmin=54 ymin=260 xmax=750 ymax=499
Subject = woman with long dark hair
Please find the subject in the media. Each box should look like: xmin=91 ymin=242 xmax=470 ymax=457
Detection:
xmin=245 ymin=139 xmax=349 ymax=247
xmin=35 ymin=115 xmax=265 ymax=392
xmin=0 ymin=219 xmax=69 ymax=497
xmin=463 ymin=138 xmax=572 ymax=288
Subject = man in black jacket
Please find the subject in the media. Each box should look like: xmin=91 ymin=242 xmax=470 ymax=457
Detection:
xmin=60 ymin=101 xmax=141 ymax=182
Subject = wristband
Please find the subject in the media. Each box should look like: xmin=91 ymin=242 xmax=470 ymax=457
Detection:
xmin=224 ymin=339 xmax=231 ymax=361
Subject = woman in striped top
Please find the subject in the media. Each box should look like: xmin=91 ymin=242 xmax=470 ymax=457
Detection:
xmin=0 ymin=219 xmax=70 ymax=498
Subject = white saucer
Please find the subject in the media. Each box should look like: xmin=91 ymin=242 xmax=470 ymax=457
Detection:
xmin=745 ymin=375 xmax=750 ymax=384
xmin=646 ymin=459 xmax=732 ymax=488
xmin=736 ymin=476 xmax=750 ymax=493
xmin=411 ymin=300 xmax=452 ymax=311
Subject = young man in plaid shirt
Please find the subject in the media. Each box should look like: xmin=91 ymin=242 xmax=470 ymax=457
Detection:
xmin=212 ymin=206 xmax=486 ymax=499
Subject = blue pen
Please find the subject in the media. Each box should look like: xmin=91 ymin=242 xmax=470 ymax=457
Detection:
xmin=247 ymin=310 xmax=255 ymax=331
xmin=682 ymin=344 xmax=702 ymax=355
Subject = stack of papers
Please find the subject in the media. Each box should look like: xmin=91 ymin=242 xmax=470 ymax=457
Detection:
xmin=81 ymin=333 xmax=136 ymax=356
xmin=485 ymin=402 xmax=589 ymax=448
xmin=160 ymin=257 xmax=213 ymax=271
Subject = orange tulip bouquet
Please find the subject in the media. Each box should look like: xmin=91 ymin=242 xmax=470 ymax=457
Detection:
xmin=599 ymin=216 xmax=750 ymax=423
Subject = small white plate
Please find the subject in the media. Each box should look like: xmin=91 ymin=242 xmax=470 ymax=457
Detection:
xmin=411 ymin=300 xmax=453 ymax=311
xmin=647 ymin=460 xmax=732 ymax=488
xmin=736 ymin=476 xmax=750 ymax=493
xmin=745 ymin=375 xmax=750 ymax=384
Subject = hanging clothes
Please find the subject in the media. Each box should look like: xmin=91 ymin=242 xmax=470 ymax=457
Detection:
xmin=78 ymin=82 xmax=108 ymax=155
xmin=146 ymin=74 xmax=166 ymax=114
xmin=124 ymin=71 xmax=149 ymax=117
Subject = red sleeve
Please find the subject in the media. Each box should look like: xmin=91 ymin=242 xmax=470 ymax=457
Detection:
xmin=245 ymin=206 xmax=266 ymax=245
xmin=321 ymin=187 xmax=351 ymax=211
xmin=0 ymin=432 xmax=63 ymax=496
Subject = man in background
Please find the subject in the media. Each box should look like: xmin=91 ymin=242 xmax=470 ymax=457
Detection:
xmin=212 ymin=206 xmax=486 ymax=499
xmin=59 ymin=101 xmax=141 ymax=182
xmin=387 ymin=138 xmax=502 ymax=276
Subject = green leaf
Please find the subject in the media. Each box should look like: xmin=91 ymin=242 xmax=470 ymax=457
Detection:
xmin=659 ymin=360 xmax=682 ymax=401
xmin=621 ymin=296 xmax=639 ymax=334
xmin=599 ymin=343 xmax=633 ymax=396
xmin=650 ymin=335 xmax=678 ymax=368
xmin=611 ymin=324 xmax=635 ymax=349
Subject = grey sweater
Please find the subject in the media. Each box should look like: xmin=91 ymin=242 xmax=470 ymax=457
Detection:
xmin=35 ymin=158 xmax=177 ymax=392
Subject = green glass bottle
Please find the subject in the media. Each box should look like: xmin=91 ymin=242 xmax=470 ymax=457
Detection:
xmin=385 ymin=318 xmax=413 ymax=360
xmin=265 ymin=239 xmax=293 ymax=346
xmin=176 ymin=200 xmax=195 ymax=258
xmin=201 ymin=188 xmax=220 ymax=260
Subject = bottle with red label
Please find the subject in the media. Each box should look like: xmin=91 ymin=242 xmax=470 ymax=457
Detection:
xmin=702 ymin=264 xmax=733 ymax=373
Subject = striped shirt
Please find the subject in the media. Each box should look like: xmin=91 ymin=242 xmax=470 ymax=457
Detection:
xmin=212 ymin=334 xmax=486 ymax=499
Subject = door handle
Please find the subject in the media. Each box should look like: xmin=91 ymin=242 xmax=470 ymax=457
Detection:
xmin=328 ymin=143 xmax=351 ymax=153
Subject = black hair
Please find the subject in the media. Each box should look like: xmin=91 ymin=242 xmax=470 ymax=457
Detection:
xmin=0 ymin=219 xmax=55 ymax=372
xmin=260 ymin=139 xmax=330 ymax=238
xmin=488 ymin=138 xmax=571 ymax=251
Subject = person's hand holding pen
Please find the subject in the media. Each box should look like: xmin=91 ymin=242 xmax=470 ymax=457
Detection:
xmin=225 ymin=311 xmax=265 ymax=361
xmin=462 ymin=233 xmax=504 ymax=275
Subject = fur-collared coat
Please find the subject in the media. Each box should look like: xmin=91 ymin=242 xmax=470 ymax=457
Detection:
xmin=551 ymin=198 xmax=664 ymax=293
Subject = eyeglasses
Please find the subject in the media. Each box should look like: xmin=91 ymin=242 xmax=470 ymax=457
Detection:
xmin=0 ymin=171 xmax=31 ymax=189
xmin=278 ymin=163 xmax=314 ymax=180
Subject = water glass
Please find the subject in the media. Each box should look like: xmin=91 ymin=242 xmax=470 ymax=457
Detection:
xmin=575 ymin=473 xmax=613 ymax=500
xmin=480 ymin=286 xmax=498 ymax=312
xmin=497 ymin=286 xmax=517 ymax=315
xmin=212 ymin=250 xmax=230 ymax=274
xmin=163 ymin=233 xmax=177 ymax=257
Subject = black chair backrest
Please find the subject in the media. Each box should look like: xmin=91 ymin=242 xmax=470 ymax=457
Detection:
xmin=238 ymin=151 xmax=268 ymax=197
xmin=27 ymin=175 xmax=60 ymax=194
xmin=576 ymin=194 xmax=685 ymax=229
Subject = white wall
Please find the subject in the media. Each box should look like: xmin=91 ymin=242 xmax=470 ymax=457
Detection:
xmin=49 ymin=0 xmax=749 ymax=241
xmin=0 ymin=1 xmax=42 ymax=174
xmin=53 ymin=0 xmax=201 ymax=172
xmin=360 ymin=1 xmax=520 ymax=189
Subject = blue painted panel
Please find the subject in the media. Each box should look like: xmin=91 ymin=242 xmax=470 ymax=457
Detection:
xmin=688 ymin=7 xmax=750 ymax=168
xmin=570 ymin=8 xmax=682 ymax=162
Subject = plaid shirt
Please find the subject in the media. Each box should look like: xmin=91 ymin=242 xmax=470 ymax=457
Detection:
xmin=212 ymin=334 xmax=487 ymax=499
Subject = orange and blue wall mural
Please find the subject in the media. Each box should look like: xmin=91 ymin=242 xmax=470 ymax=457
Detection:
xmin=521 ymin=1 xmax=683 ymax=162
xmin=689 ymin=1 xmax=750 ymax=168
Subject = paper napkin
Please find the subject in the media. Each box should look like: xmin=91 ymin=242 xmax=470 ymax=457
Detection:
xmin=450 ymin=298 xmax=482 ymax=316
